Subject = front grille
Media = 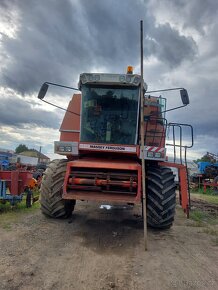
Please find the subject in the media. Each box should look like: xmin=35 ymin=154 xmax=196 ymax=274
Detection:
xmin=66 ymin=167 xmax=138 ymax=195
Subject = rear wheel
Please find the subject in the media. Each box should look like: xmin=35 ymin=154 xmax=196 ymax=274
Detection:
xmin=146 ymin=165 xmax=176 ymax=229
xmin=40 ymin=159 xmax=76 ymax=218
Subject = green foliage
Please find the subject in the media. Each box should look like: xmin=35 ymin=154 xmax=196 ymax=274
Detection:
xmin=190 ymin=210 xmax=209 ymax=223
xmin=192 ymin=187 xmax=216 ymax=195
xmin=15 ymin=144 xmax=29 ymax=153
xmin=191 ymin=191 xmax=218 ymax=204
xmin=194 ymin=153 xmax=216 ymax=163
xmin=189 ymin=209 xmax=218 ymax=226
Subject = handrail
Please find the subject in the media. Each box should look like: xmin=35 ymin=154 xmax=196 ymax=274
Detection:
xmin=166 ymin=123 xmax=194 ymax=209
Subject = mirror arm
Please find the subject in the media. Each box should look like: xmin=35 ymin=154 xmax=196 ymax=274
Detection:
xmin=145 ymin=87 xmax=189 ymax=106
xmin=161 ymin=104 xmax=187 ymax=114
xmin=146 ymin=87 xmax=184 ymax=94
xmin=147 ymin=104 xmax=187 ymax=118
xmin=38 ymin=82 xmax=80 ymax=116
xmin=41 ymin=99 xmax=80 ymax=116
xmin=44 ymin=82 xmax=80 ymax=91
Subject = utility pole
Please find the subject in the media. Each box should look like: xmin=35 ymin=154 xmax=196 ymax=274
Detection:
xmin=38 ymin=146 xmax=42 ymax=164
xmin=140 ymin=20 xmax=148 ymax=250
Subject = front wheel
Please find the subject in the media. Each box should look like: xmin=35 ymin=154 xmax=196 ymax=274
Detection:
xmin=146 ymin=165 xmax=176 ymax=229
xmin=40 ymin=159 xmax=76 ymax=218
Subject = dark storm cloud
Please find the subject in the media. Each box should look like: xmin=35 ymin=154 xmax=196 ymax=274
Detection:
xmin=166 ymin=0 xmax=218 ymax=33
xmin=1 ymin=0 xmax=217 ymax=158
xmin=0 ymin=95 xmax=60 ymax=129
xmin=0 ymin=0 xmax=197 ymax=95
xmin=149 ymin=23 xmax=197 ymax=67
xmin=168 ymin=77 xmax=218 ymax=144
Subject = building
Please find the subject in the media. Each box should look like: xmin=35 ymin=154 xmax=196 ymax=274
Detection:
xmin=18 ymin=150 xmax=50 ymax=164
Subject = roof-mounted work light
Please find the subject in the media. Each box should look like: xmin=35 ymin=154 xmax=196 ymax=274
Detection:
xmin=127 ymin=66 xmax=133 ymax=74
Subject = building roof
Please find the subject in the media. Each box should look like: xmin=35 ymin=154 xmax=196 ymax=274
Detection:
xmin=19 ymin=150 xmax=50 ymax=160
xmin=0 ymin=148 xmax=14 ymax=155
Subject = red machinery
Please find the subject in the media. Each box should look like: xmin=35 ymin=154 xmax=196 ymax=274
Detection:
xmin=0 ymin=170 xmax=37 ymax=206
xmin=38 ymin=64 xmax=193 ymax=230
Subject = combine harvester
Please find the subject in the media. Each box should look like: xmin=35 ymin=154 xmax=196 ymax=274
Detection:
xmin=38 ymin=21 xmax=193 ymax=247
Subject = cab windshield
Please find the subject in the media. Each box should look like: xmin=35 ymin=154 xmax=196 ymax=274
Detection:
xmin=80 ymin=85 xmax=140 ymax=145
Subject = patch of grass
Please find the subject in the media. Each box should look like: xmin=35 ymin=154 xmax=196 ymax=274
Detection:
xmin=189 ymin=209 xmax=218 ymax=225
xmin=0 ymin=199 xmax=40 ymax=230
xmin=2 ymin=223 xmax=12 ymax=230
xmin=192 ymin=187 xmax=215 ymax=195
xmin=0 ymin=199 xmax=40 ymax=214
xmin=190 ymin=192 xmax=218 ymax=204
xmin=190 ymin=210 xmax=209 ymax=222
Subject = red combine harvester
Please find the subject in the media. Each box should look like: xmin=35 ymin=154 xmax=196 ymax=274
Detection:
xmin=38 ymin=62 xmax=193 ymax=231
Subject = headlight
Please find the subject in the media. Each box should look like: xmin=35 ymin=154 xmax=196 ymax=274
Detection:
xmin=133 ymin=77 xmax=140 ymax=84
xmin=54 ymin=141 xmax=78 ymax=155
xmin=147 ymin=151 xmax=154 ymax=158
xmin=154 ymin=152 xmax=161 ymax=158
xmin=59 ymin=146 xmax=65 ymax=152
xmin=89 ymin=75 xmax=94 ymax=81
xmin=57 ymin=145 xmax=72 ymax=152
xmin=119 ymin=75 xmax=126 ymax=82
xmin=126 ymin=75 xmax=132 ymax=83
xmin=65 ymin=146 xmax=72 ymax=152
xmin=96 ymin=75 xmax=100 ymax=81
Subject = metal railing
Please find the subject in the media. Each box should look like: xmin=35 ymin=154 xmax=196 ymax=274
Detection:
xmin=144 ymin=116 xmax=168 ymax=147
xmin=166 ymin=123 xmax=194 ymax=207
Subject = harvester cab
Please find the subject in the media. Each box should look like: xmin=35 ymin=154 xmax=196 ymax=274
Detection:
xmin=79 ymin=71 xmax=141 ymax=146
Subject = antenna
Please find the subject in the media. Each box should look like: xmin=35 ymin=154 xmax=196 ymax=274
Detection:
xmin=140 ymin=20 xmax=148 ymax=250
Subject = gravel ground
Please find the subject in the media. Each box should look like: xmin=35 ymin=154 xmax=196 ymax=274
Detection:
xmin=0 ymin=201 xmax=218 ymax=290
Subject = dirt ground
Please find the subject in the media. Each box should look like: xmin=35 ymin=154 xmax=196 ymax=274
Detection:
xmin=0 ymin=201 xmax=218 ymax=290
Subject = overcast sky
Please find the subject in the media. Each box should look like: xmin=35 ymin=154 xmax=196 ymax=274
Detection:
xmin=0 ymin=0 xmax=217 ymax=160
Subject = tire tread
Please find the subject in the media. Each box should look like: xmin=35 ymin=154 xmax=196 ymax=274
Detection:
xmin=147 ymin=165 xmax=176 ymax=229
xmin=40 ymin=159 xmax=75 ymax=218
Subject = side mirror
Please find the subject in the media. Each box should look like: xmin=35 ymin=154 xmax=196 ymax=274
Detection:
xmin=38 ymin=83 xmax=49 ymax=100
xmin=180 ymin=89 xmax=189 ymax=105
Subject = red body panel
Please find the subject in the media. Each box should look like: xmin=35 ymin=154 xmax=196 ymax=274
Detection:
xmin=63 ymin=159 xmax=142 ymax=203
xmin=60 ymin=94 xmax=81 ymax=142
xmin=159 ymin=162 xmax=189 ymax=215
xmin=0 ymin=170 xmax=33 ymax=196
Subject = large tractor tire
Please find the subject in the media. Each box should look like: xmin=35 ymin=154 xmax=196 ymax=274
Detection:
xmin=40 ymin=159 xmax=75 ymax=218
xmin=146 ymin=165 xmax=176 ymax=229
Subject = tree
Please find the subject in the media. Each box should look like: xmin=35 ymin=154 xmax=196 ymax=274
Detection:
xmin=15 ymin=144 xmax=29 ymax=154
xmin=194 ymin=154 xmax=216 ymax=164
